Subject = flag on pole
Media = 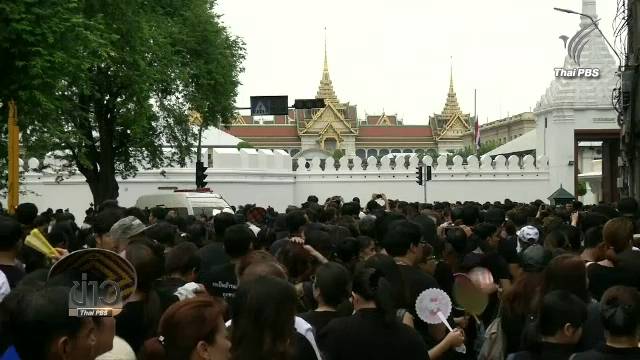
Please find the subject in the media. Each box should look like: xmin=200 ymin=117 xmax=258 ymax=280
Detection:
xmin=474 ymin=118 xmax=481 ymax=151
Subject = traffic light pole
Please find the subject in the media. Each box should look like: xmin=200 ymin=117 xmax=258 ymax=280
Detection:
xmin=423 ymin=166 xmax=428 ymax=204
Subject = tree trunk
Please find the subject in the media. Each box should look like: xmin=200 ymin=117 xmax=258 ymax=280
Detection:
xmin=87 ymin=82 xmax=120 ymax=209
xmin=85 ymin=170 xmax=119 ymax=209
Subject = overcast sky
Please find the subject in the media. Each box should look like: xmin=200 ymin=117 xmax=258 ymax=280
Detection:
xmin=215 ymin=0 xmax=618 ymax=125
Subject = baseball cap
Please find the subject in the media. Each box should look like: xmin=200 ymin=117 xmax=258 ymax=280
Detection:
xmin=109 ymin=216 xmax=152 ymax=243
xmin=519 ymin=244 xmax=551 ymax=272
xmin=517 ymin=225 xmax=540 ymax=245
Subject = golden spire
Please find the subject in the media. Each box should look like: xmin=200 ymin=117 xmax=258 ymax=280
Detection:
xmin=324 ymin=29 xmax=328 ymax=72
xmin=449 ymin=59 xmax=454 ymax=92
xmin=316 ymin=27 xmax=339 ymax=106
xmin=442 ymin=58 xmax=461 ymax=117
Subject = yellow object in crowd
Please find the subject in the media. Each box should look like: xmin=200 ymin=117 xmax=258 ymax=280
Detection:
xmin=25 ymin=228 xmax=58 ymax=258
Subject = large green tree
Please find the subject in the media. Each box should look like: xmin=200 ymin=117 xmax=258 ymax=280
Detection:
xmin=0 ymin=0 xmax=106 ymax=190
xmin=1 ymin=0 xmax=244 ymax=206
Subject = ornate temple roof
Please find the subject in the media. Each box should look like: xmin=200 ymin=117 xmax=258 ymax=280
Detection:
xmin=535 ymin=0 xmax=618 ymax=111
xmin=441 ymin=66 xmax=462 ymax=118
xmin=299 ymin=102 xmax=357 ymax=135
xmin=429 ymin=64 xmax=472 ymax=138
xmin=316 ymin=35 xmax=340 ymax=106
xmin=364 ymin=113 xmax=399 ymax=126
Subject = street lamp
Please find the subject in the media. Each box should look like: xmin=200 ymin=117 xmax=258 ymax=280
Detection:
xmin=553 ymin=7 xmax=622 ymax=68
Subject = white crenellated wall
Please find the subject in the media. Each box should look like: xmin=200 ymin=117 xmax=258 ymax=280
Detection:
xmin=17 ymin=149 xmax=552 ymax=218
xmin=292 ymin=153 xmax=550 ymax=206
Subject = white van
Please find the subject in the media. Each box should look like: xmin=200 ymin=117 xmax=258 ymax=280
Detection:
xmin=135 ymin=190 xmax=232 ymax=217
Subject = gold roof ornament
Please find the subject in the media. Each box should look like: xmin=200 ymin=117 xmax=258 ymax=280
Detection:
xmin=441 ymin=60 xmax=462 ymax=118
xmin=231 ymin=113 xmax=246 ymax=125
xmin=377 ymin=112 xmax=391 ymax=126
xmin=316 ymin=28 xmax=340 ymax=106
xmin=188 ymin=110 xmax=203 ymax=126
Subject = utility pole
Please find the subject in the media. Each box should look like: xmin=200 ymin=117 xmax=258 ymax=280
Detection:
xmin=7 ymin=100 xmax=19 ymax=214
xmin=474 ymin=89 xmax=478 ymax=156
xmin=417 ymin=165 xmax=432 ymax=203
xmin=423 ymin=166 xmax=428 ymax=203
xmin=626 ymin=0 xmax=640 ymax=199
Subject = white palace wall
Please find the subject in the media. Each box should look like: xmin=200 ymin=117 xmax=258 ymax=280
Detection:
xmin=18 ymin=149 xmax=552 ymax=218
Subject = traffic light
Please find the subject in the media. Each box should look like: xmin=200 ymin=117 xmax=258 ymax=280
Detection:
xmin=416 ymin=165 xmax=423 ymax=185
xmin=426 ymin=165 xmax=432 ymax=181
xmin=196 ymin=161 xmax=208 ymax=189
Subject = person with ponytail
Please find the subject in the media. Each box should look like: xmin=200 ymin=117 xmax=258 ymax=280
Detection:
xmin=319 ymin=266 xmax=464 ymax=360
xmin=139 ymin=296 xmax=230 ymax=360
xmin=572 ymin=286 xmax=640 ymax=360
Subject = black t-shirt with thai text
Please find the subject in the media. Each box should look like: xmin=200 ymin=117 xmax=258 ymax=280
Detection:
xmin=200 ymin=262 xmax=238 ymax=301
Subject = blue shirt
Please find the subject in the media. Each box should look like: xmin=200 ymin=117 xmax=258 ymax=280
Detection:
xmin=0 ymin=346 xmax=20 ymax=360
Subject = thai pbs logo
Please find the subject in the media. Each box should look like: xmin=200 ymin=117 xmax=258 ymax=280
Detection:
xmin=554 ymin=21 xmax=600 ymax=79
xmin=68 ymin=273 xmax=123 ymax=317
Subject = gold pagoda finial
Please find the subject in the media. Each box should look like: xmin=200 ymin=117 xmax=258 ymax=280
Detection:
xmin=441 ymin=59 xmax=461 ymax=117
xmin=316 ymin=27 xmax=339 ymax=106
xmin=449 ymin=56 xmax=454 ymax=92
xmin=324 ymin=27 xmax=328 ymax=72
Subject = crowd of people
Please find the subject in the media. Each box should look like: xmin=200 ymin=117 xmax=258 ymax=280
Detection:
xmin=1 ymin=194 xmax=640 ymax=360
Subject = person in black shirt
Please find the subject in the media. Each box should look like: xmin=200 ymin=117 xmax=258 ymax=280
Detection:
xmin=463 ymin=223 xmax=512 ymax=325
xmin=501 ymin=245 xmax=550 ymax=355
xmin=92 ymin=208 xmax=125 ymax=253
xmin=299 ymin=262 xmax=351 ymax=334
xmin=270 ymin=210 xmax=308 ymax=256
xmin=232 ymin=275 xmax=318 ymax=360
xmin=572 ymin=286 xmax=640 ymax=360
xmin=199 ymin=224 xmax=254 ymax=301
xmin=381 ymin=220 xmax=444 ymax=348
xmin=580 ymin=226 xmax=606 ymax=264
xmin=462 ymin=223 xmax=512 ymax=291
xmin=509 ymin=290 xmax=587 ymax=360
xmin=0 ymin=216 xmax=25 ymax=289
xmin=197 ymin=212 xmax=236 ymax=273
xmin=319 ymin=267 xmax=430 ymax=360
xmin=154 ymin=242 xmax=201 ymax=312
xmin=116 ymin=239 xmax=164 ymax=353
xmin=587 ymin=218 xmax=640 ymax=301
xmin=617 ymin=197 xmax=639 ymax=231
xmin=484 ymin=208 xmax=510 ymax=254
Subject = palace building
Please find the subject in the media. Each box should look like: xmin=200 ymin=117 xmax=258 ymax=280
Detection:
xmin=225 ymin=43 xmax=475 ymax=159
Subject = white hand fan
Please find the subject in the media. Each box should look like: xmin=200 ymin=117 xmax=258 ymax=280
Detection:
xmin=416 ymin=288 xmax=466 ymax=354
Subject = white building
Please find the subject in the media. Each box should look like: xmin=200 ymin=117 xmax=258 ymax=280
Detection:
xmin=534 ymin=0 xmax=619 ymax=200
